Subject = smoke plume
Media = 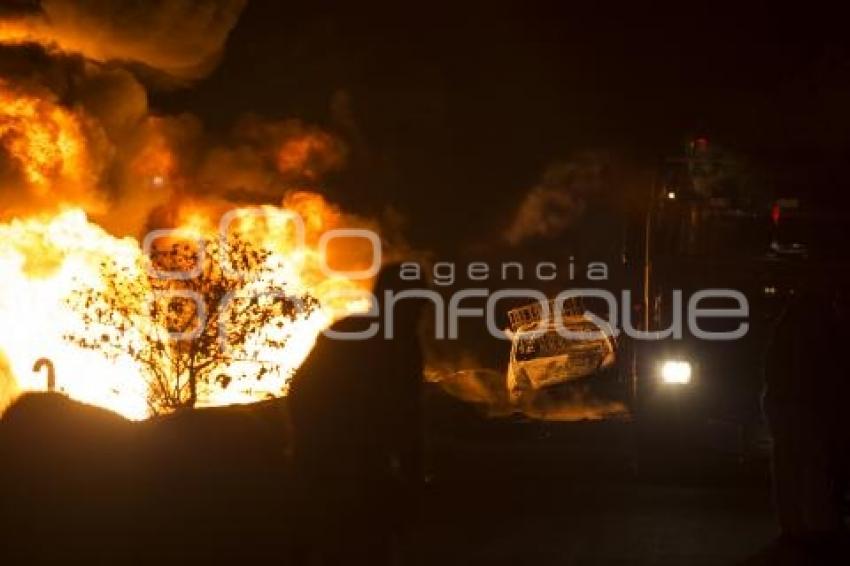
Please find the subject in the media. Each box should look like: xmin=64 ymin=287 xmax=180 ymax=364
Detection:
xmin=0 ymin=1 xmax=365 ymax=241
xmin=0 ymin=0 xmax=247 ymax=82
xmin=504 ymin=153 xmax=608 ymax=246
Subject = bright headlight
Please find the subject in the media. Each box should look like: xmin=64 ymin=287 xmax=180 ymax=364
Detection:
xmin=660 ymin=360 xmax=692 ymax=384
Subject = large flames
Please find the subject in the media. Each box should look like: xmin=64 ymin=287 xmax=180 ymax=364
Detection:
xmin=0 ymin=86 xmax=84 ymax=189
xmin=0 ymin=83 xmax=104 ymax=211
xmin=0 ymin=200 xmax=374 ymax=420
xmin=0 ymin=210 xmax=150 ymax=418
xmin=0 ymin=86 xmax=376 ymax=420
xmin=0 ymin=2 xmax=383 ymax=419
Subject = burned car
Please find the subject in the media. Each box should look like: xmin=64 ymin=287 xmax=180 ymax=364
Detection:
xmin=506 ymin=301 xmax=617 ymax=403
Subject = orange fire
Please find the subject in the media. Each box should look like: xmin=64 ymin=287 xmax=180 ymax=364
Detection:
xmin=0 ymin=210 xmax=152 ymax=418
xmin=0 ymin=1 xmax=369 ymax=419
xmin=276 ymin=132 xmax=344 ymax=181
xmin=0 ymin=82 xmax=100 ymax=204
xmin=0 ymin=198 xmax=375 ymax=419
xmin=130 ymin=118 xmax=178 ymax=187
xmin=0 ymin=89 xmax=377 ymax=419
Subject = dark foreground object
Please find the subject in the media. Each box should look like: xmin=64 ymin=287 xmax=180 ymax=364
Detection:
xmin=0 ymin=393 xmax=293 ymax=564
xmin=0 ymin=390 xmax=786 ymax=565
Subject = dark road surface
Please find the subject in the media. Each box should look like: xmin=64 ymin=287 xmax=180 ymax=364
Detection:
xmin=407 ymin=412 xmax=777 ymax=566
xmin=409 ymin=477 xmax=774 ymax=565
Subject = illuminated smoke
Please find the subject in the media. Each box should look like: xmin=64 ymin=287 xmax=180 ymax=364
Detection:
xmin=504 ymin=154 xmax=608 ymax=246
xmin=0 ymin=0 xmax=247 ymax=82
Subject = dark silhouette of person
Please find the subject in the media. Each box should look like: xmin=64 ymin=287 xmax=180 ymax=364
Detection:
xmin=761 ymin=281 xmax=850 ymax=561
xmin=288 ymin=264 xmax=426 ymax=564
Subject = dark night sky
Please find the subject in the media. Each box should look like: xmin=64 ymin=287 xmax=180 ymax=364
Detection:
xmin=154 ymin=1 xmax=850 ymax=249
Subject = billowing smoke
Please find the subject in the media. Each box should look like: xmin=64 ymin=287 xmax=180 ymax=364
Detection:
xmin=0 ymin=64 xmax=193 ymax=234
xmin=0 ymin=0 xmax=364 ymax=239
xmin=504 ymin=153 xmax=608 ymax=246
xmin=0 ymin=0 xmax=247 ymax=82
xmin=0 ymin=0 xmax=253 ymax=231
xmin=197 ymin=116 xmax=348 ymax=203
xmin=521 ymin=386 xmax=627 ymax=422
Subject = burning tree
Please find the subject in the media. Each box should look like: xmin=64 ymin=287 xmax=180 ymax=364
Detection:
xmin=64 ymin=234 xmax=317 ymax=414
